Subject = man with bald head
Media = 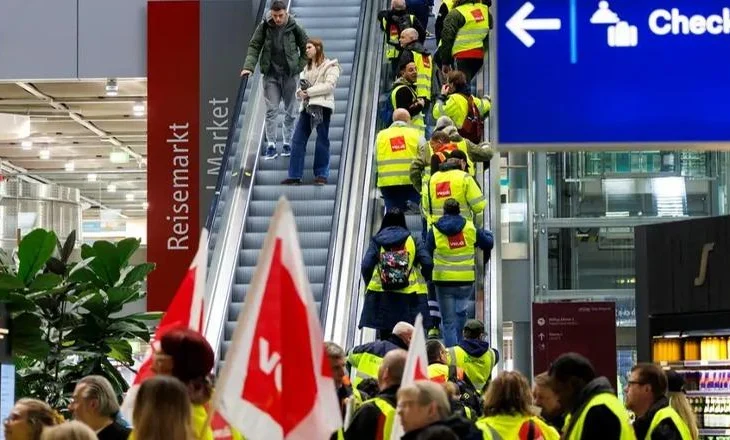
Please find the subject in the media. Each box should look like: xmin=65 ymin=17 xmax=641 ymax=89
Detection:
xmin=375 ymin=109 xmax=426 ymax=212
xmin=378 ymin=0 xmax=426 ymax=77
xmin=348 ymin=321 xmax=413 ymax=387
xmin=399 ymin=28 xmax=433 ymax=106
xmin=345 ymin=349 xmax=408 ymax=440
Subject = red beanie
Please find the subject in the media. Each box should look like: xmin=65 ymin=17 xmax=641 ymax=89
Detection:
xmin=160 ymin=326 xmax=215 ymax=383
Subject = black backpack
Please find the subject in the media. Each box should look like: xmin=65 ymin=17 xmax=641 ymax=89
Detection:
xmin=447 ymin=365 xmax=482 ymax=418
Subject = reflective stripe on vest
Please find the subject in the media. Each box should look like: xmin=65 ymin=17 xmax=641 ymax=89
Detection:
xmin=433 ymin=220 xmax=477 ymax=282
xmin=425 ymin=169 xmax=475 ymax=224
xmin=366 ymin=236 xmax=427 ymax=294
xmin=369 ymin=398 xmax=396 ymax=440
xmin=449 ymin=345 xmax=495 ymax=393
xmin=647 ymin=406 xmax=693 ymax=440
xmin=565 ymin=393 xmax=635 ymax=440
xmin=453 ymin=4 xmax=490 ymax=56
xmin=376 ymin=124 xmax=421 ymax=187
xmin=383 ymin=15 xmax=415 ymax=59
xmin=412 ymin=51 xmax=433 ymax=100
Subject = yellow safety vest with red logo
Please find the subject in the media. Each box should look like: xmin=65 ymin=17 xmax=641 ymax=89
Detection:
xmin=433 ymin=219 xmax=477 ymax=282
xmin=452 ymin=4 xmax=490 ymax=56
xmin=376 ymin=123 xmax=421 ymax=187
xmin=423 ymin=169 xmax=486 ymax=224
xmin=411 ymin=50 xmax=433 ymax=100
xmin=427 ymin=140 xmax=475 ymax=178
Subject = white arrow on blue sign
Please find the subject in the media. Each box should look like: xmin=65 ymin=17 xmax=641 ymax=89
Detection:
xmin=506 ymin=2 xmax=562 ymax=47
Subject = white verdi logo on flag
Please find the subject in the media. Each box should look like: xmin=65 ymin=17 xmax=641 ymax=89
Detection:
xmin=211 ymin=197 xmax=341 ymax=440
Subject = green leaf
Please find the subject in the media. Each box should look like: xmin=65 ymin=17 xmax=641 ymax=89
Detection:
xmin=11 ymin=313 xmax=50 ymax=360
xmin=101 ymin=357 xmax=130 ymax=396
xmin=116 ymin=238 xmax=140 ymax=269
xmin=88 ymin=241 xmax=120 ymax=286
xmin=106 ymin=339 xmax=133 ymax=364
xmin=76 ymin=292 xmax=107 ymax=316
xmin=121 ymin=263 xmax=155 ymax=287
xmin=2 ymin=292 xmax=37 ymax=313
xmin=106 ymin=287 xmax=140 ymax=312
xmin=29 ymin=273 xmax=63 ymax=292
xmin=124 ymin=311 xmax=163 ymax=321
xmin=68 ymin=267 xmax=104 ymax=289
xmin=61 ymin=231 xmax=77 ymax=264
xmin=18 ymin=229 xmax=57 ymax=285
xmin=45 ymin=257 xmax=66 ymax=276
xmin=80 ymin=244 xmax=94 ymax=260
xmin=0 ymin=273 xmax=24 ymax=291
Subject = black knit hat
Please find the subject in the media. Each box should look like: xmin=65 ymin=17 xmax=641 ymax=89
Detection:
xmin=666 ymin=370 xmax=685 ymax=393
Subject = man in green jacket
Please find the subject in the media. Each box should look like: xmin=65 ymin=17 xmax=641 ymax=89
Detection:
xmin=241 ymin=1 xmax=308 ymax=160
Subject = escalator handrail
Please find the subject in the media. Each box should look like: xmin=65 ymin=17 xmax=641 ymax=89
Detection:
xmin=319 ymin=0 xmax=375 ymax=330
xmin=342 ymin=0 xmax=390 ymax=349
xmin=204 ymin=0 xmax=268 ymax=234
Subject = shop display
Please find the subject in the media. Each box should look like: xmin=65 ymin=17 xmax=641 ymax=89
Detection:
xmin=653 ymin=337 xmax=730 ymax=363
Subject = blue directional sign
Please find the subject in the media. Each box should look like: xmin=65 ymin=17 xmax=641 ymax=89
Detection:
xmin=496 ymin=0 xmax=730 ymax=146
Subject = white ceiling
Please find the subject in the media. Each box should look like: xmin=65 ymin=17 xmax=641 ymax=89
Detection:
xmin=0 ymin=79 xmax=147 ymax=218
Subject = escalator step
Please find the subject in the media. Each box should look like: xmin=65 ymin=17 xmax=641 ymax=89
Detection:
xmin=242 ymin=230 xmax=332 ymax=249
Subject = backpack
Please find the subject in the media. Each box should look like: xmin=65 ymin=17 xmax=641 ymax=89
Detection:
xmin=378 ymin=90 xmax=395 ymax=127
xmin=378 ymin=243 xmax=412 ymax=290
xmin=458 ymin=95 xmax=484 ymax=144
xmin=447 ymin=365 xmax=482 ymax=417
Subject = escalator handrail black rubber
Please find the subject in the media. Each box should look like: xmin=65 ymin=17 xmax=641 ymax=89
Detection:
xmin=204 ymin=0 xmax=268 ymax=234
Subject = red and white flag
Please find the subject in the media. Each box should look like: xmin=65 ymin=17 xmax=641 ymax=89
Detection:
xmin=119 ymin=228 xmax=208 ymax=420
xmin=210 ymin=197 xmax=341 ymax=440
xmin=391 ymin=313 xmax=429 ymax=440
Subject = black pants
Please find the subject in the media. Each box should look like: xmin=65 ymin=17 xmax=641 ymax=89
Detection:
xmin=456 ymin=58 xmax=484 ymax=83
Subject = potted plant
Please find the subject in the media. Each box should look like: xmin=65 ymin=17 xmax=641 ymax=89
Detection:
xmin=0 ymin=228 xmax=159 ymax=410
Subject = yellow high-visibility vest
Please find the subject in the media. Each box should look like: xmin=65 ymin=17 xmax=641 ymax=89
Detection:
xmin=432 ymin=93 xmax=491 ymax=128
xmin=477 ymin=414 xmax=560 ymax=440
xmin=646 ymin=406 xmax=692 ymax=440
xmin=390 ymin=84 xmax=426 ymax=129
xmin=452 ymin=3 xmax=490 ymax=56
xmin=376 ymin=123 xmax=421 ymax=187
xmin=382 ymin=15 xmax=415 ymax=59
xmin=433 ymin=220 xmax=477 ymax=282
xmin=423 ymin=169 xmax=486 ymax=224
xmin=411 ymin=51 xmax=433 ymax=100
xmin=365 ymin=236 xmax=427 ymax=294
xmin=564 ymin=393 xmax=635 ymax=440
xmin=448 ymin=345 xmax=495 ymax=393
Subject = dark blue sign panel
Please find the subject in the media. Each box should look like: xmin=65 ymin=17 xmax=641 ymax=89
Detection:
xmin=496 ymin=0 xmax=730 ymax=145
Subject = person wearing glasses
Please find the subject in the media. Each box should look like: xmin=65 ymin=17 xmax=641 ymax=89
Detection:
xmin=625 ymin=364 xmax=693 ymax=440
xmin=548 ymin=353 xmax=634 ymax=439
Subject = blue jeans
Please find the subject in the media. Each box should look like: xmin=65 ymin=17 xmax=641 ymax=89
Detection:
xmin=287 ymin=108 xmax=332 ymax=180
xmin=436 ymin=283 xmax=475 ymax=347
xmin=380 ymin=185 xmax=420 ymax=212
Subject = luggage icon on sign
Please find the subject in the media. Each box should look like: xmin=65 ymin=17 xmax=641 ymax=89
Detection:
xmin=608 ymin=21 xmax=638 ymax=47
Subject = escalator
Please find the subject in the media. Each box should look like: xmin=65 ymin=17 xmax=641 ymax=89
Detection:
xmin=204 ymin=0 xmax=372 ymax=365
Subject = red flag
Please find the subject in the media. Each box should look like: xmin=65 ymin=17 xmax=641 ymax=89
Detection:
xmin=391 ymin=314 xmax=429 ymax=440
xmin=211 ymin=197 xmax=341 ymax=440
xmin=120 ymin=229 xmax=208 ymax=419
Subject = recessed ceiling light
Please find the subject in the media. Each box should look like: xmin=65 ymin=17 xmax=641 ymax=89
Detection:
xmin=107 ymin=184 xmax=117 ymax=193
xmin=142 ymin=202 xmax=149 ymax=210
xmin=109 ymin=151 xmax=129 ymax=163
xmin=87 ymin=173 xmax=97 ymax=182
xmin=125 ymin=193 xmax=135 ymax=201
xmin=21 ymin=140 xmax=32 ymax=149
xmin=39 ymin=149 xmax=50 ymax=160
xmin=64 ymin=161 xmax=75 ymax=172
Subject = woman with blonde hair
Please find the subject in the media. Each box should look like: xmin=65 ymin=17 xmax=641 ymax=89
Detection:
xmin=132 ymin=375 xmax=194 ymax=440
xmin=41 ymin=421 xmax=96 ymax=440
xmin=477 ymin=371 xmax=560 ymax=440
xmin=3 ymin=398 xmax=61 ymax=440
xmin=281 ymin=38 xmax=341 ymax=186
xmin=666 ymin=370 xmax=699 ymax=440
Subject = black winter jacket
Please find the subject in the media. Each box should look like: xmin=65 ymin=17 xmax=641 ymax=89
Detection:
xmin=344 ymin=385 xmax=399 ymax=440
xmin=401 ymin=416 xmax=484 ymax=440
xmin=632 ymin=396 xmax=686 ymax=440
xmin=564 ymin=377 xmax=624 ymax=439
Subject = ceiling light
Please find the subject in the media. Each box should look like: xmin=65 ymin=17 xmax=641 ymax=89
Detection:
xmin=64 ymin=161 xmax=75 ymax=172
xmin=125 ymin=193 xmax=135 ymax=201
xmin=21 ymin=140 xmax=32 ymax=149
xmin=142 ymin=202 xmax=149 ymax=210
xmin=109 ymin=151 xmax=129 ymax=163
xmin=133 ymin=102 xmax=145 ymax=115
xmin=39 ymin=149 xmax=50 ymax=160
xmin=87 ymin=173 xmax=97 ymax=182
xmin=107 ymin=184 xmax=117 ymax=193
xmin=105 ymin=79 xmax=118 ymax=97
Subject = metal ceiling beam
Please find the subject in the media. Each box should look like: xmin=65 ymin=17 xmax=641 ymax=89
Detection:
xmin=14 ymin=82 xmax=146 ymax=164
xmin=0 ymin=96 xmax=146 ymax=105
xmin=0 ymin=160 xmax=127 ymax=218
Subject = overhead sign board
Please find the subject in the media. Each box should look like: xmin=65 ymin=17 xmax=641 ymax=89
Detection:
xmin=496 ymin=0 xmax=730 ymax=148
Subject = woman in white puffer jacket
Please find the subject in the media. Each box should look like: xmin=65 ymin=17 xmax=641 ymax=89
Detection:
xmin=281 ymin=39 xmax=341 ymax=186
